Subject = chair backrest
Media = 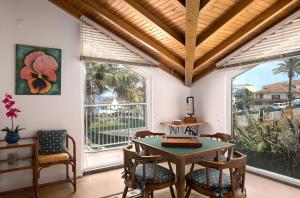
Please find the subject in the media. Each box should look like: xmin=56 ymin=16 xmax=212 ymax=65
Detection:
xmin=123 ymin=145 xmax=161 ymax=188
xmin=214 ymin=132 xmax=233 ymax=143
xmin=226 ymin=151 xmax=247 ymax=194
xmin=134 ymin=130 xmax=165 ymax=154
xmin=135 ymin=130 xmax=154 ymax=139
xmin=199 ymin=151 xmax=247 ymax=196
xmin=200 ymin=132 xmax=233 ymax=143
xmin=123 ymin=145 xmax=140 ymax=188
xmin=201 ymin=132 xmax=234 ymax=158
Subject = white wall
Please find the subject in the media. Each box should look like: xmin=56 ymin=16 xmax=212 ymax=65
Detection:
xmin=191 ymin=68 xmax=246 ymax=134
xmin=0 ymin=0 xmax=83 ymax=191
xmin=129 ymin=66 xmax=190 ymax=133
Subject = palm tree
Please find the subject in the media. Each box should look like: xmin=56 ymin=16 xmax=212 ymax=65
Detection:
xmin=272 ymin=57 xmax=300 ymax=106
xmin=84 ymin=61 xmax=145 ymax=105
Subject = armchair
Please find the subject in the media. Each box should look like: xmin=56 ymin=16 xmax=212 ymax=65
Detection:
xmin=34 ymin=130 xmax=76 ymax=197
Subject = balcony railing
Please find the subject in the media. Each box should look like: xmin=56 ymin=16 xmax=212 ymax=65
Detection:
xmin=84 ymin=103 xmax=147 ymax=151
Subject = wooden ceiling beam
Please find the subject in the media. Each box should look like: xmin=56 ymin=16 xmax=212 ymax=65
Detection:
xmin=185 ymin=0 xmax=200 ymax=86
xmin=82 ymin=0 xmax=185 ymax=74
xmin=49 ymin=0 xmax=81 ymax=19
xmin=122 ymin=0 xmax=184 ymax=46
xmin=196 ymin=0 xmax=254 ymax=46
xmin=194 ymin=0 xmax=299 ymax=75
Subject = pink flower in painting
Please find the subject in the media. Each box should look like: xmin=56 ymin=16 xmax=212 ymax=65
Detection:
xmin=20 ymin=51 xmax=58 ymax=94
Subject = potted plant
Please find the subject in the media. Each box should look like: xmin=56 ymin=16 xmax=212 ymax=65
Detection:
xmin=1 ymin=94 xmax=24 ymax=144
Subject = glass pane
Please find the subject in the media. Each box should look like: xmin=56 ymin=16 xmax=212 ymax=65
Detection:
xmin=83 ymin=62 xmax=147 ymax=169
xmin=232 ymin=58 xmax=300 ymax=180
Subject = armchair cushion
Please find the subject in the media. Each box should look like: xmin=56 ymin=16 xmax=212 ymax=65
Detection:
xmin=135 ymin=163 xmax=175 ymax=184
xmin=186 ymin=168 xmax=231 ymax=193
xmin=38 ymin=130 xmax=67 ymax=154
xmin=38 ymin=153 xmax=69 ymax=164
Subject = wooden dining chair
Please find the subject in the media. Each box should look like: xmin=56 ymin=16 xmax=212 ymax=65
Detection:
xmin=185 ymin=151 xmax=247 ymax=198
xmin=185 ymin=132 xmax=234 ymax=191
xmin=134 ymin=130 xmax=166 ymax=155
xmin=200 ymin=132 xmax=234 ymax=162
xmin=122 ymin=145 xmax=175 ymax=198
xmin=134 ymin=130 xmax=173 ymax=172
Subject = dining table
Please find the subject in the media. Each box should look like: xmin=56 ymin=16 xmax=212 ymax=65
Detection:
xmin=132 ymin=134 xmax=234 ymax=198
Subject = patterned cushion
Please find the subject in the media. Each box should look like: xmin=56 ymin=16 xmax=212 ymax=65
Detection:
xmin=135 ymin=163 xmax=175 ymax=184
xmin=186 ymin=168 xmax=231 ymax=193
xmin=38 ymin=130 xmax=67 ymax=155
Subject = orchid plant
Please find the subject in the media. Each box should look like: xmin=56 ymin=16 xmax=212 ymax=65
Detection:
xmin=1 ymin=94 xmax=24 ymax=133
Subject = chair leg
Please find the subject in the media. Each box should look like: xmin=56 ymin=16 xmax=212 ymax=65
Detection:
xmin=72 ymin=163 xmax=77 ymax=192
xmin=185 ymin=186 xmax=191 ymax=198
xmin=144 ymin=188 xmax=149 ymax=198
xmin=34 ymin=167 xmax=39 ymax=198
xmin=169 ymin=186 xmax=175 ymax=198
xmin=185 ymin=163 xmax=195 ymax=191
xmin=122 ymin=186 xmax=128 ymax=198
xmin=168 ymin=161 xmax=173 ymax=172
xmin=66 ymin=164 xmax=70 ymax=181
xmin=150 ymin=191 xmax=154 ymax=198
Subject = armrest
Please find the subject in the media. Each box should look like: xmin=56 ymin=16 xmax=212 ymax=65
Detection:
xmin=66 ymin=134 xmax=76 ymax=161
xmin=197 ymin=159 xmax=227 ymax=169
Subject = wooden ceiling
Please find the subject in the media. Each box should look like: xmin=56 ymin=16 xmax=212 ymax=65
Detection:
xmin=49 ymin=0 xmax=300 ymax=86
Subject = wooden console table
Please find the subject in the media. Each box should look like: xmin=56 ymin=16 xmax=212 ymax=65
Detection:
xmin=0 ymin=138 xmax=38 ymax=197
xmin=160 ymin=121 xmax=208 ymax=135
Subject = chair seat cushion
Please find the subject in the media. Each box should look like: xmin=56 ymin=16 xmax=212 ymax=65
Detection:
xmin=38 ymin=153 xmax=69 ymax=164
xmin=135 ymin=163 xmax=175 ymax=184
xmin=38 ymin=130 xmax=67 ymax=155
xmin=186 ymin=168 xmax=231 ymax=193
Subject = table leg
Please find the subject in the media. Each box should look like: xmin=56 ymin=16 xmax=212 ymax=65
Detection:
xmin=176 ymin=159 xmax=185 ymax=198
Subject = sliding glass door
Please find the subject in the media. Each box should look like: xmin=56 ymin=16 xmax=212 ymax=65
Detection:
xmin=232 ymin=58 xmax=300 ymax=181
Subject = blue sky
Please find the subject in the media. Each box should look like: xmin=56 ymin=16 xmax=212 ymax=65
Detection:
xmin=233 ymin=60 xmax=300 ymax=91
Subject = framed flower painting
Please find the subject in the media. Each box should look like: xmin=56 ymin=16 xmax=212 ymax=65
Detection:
xmin=15 ymin=44 xmax=61 ymax=95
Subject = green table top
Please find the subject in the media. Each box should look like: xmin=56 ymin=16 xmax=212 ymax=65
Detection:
xmin=134 ymin=135 xmax=233 ymax=156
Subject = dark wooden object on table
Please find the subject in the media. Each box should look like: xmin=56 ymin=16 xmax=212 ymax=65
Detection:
xmin=0 ymin=138 xmax=38 ymax=197
xmin=161 ymin=136 xmax=202 ymax=147
xmin=185 ymin=151 xmax=247 ymax=198
xmin=122 ymin=145 xmax=175 ymax=198
xmin=34 ymin=134 xmax=76 ymax=198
